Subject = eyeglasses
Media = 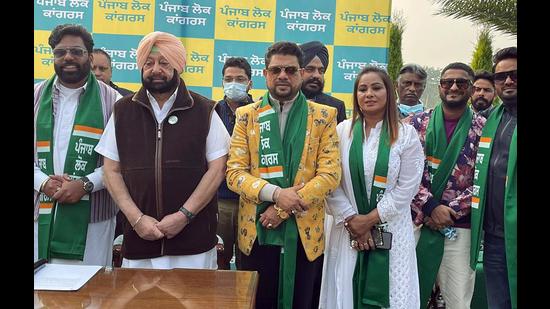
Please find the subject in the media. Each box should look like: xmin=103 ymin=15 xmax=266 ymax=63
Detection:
xmin=266 ymin=66 xmax=299 ymax=76
xmin=303 ymin=66 xmax=326 ymax=74
xmin=493 ymin=70 xmax=517 ymax=84
xmin=52 ymin=47 xmax=87 ymax=58
xmin=439 ymin=78 xmax=471 ymax=90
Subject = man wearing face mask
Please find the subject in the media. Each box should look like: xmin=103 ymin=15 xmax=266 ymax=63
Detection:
xmin=214 ymin=57 xmax=254 ymax=269
xmin=397 ymin=63 xmax=428 ymax=119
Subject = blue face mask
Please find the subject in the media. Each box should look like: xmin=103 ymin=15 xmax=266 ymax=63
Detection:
xmin=223 ymin=82 xmax=248 ymax=101
xmin=398 ymin=103 xmax=424 ymax=116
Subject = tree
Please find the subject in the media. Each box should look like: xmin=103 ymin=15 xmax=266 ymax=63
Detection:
xmin=420 ymin=66 xmax=442 ymax=109
xmin=432 ymin=0 xmax=516 ymax=36
xmin=387 ymin=11 xmax=405 ymax=85
xmin=471 ymin=27 xmax=494 ymax=72
xmin=470 ymin=28 xmax=502 ymax=107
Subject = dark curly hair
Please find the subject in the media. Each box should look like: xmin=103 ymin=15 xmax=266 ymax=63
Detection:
xmin=492 ymin=47 xmax=517 ymax=73
xmin=473 ymin=70 xmax=495 ymax=86
xmin=222 ymin=57 xmax=252 ymax=79
xmin=48 ymin=24 xmax=94 ymax=53
xmin=441 ymin=62 xmax=475 ymax=80
xmin=265 ymin=41 xmax=304 ymax=68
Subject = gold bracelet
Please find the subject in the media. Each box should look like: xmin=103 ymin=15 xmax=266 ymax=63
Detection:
xmin=344 ymin=214 xmax=356 ymax=232
xmin=39 ymin=178 xmax=49 ymax=193
xmin=273 ymin=188 xmax=281 ymax=203
xmin=132 ymin=214 xmax=144 ymax=230
xmin=274 ymin=205 xmax=289 ymax=220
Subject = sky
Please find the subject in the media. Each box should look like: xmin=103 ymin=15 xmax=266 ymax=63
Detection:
xmin=391 ymin=0 xmax=517 ymax=69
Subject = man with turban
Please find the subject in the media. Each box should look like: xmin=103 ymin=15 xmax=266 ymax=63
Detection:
xmin=299 ymin=41 xmax=347 ymax=123
xmin=96 ymin=31 xmax=230 ymax=269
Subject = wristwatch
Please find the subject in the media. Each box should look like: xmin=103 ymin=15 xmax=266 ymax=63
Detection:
xmin=179 ymin=206 xmax=196 ymax=223
xmin=274 ymin=205 xmax=289 ymax=220
xmin=81 ymin=176 xmax=94 ymax=194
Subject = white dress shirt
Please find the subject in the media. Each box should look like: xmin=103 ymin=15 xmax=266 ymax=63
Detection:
xmin=33 ymin=78 xmax=122 ymax=192
xmin=95 ymin=88 xmax=230 ymax=163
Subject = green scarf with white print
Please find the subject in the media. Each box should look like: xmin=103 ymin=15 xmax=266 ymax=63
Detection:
xmin=255 ymin=91 xmax=307 ymax=309
xmin=349 ymin=119 xmax=391 ymax=308
xmin=416 ymin=104 xmax=473 ymax=306
xmin=36 ymin=73 xmax=103 ymax=261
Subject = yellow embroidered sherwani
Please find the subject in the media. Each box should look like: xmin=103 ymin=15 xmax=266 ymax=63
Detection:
xmin=226 ymin=100 xmax=341 ymax=261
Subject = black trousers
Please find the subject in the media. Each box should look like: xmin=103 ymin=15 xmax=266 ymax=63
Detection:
xmin=240 ymin=237 xmax=323 ymax=309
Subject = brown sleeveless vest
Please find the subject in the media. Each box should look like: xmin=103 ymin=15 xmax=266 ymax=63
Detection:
xmin=115 ymin=79 xmax=218 ymax=259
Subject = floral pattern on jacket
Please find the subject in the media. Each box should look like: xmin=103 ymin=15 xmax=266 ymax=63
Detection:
xmin=226 ymin=100 xmax=341 ymax=261
xmin=408 ymin=108 xmax=486 ymax=227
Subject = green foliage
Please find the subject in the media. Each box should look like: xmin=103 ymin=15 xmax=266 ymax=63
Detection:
xmin=420 ymin=66 xmax=443 ymax=109
xmin=433 ymin=0 xmax=516 ymax=36
xmin=387 ymin=12 xmax=405 ymax=85
xmin=471 ymin=28 xmax=494 ymax=72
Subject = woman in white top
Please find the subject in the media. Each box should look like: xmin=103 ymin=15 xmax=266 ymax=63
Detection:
xmin=319 ymin=66 xmax=424 ymax=308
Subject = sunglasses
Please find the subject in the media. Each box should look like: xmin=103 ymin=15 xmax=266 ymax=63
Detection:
xmin=493 ymin=70 xmax=517 ymax=83
xmin=267 ymin=66 xmax=299 ymax=76
xmin=439 ymin=78 xmax=471 ymax=90
xmin=53 ymin=47 xmax=87 ymax=58
xmin=52 ymin=47 xmax=87 ymax=58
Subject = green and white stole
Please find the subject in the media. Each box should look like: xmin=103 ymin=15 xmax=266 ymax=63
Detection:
xmin=350 ymin=119 xmax=391 ymax=309
xmin=36 ymin=73 xmax=104 ymax=260
xmin=255 ymin=91 xmax=307 ymax=309
xmin=470 ymin=104 xmax=517 ymax=308
xmin=416 ymin=104 xmax=473 ymax=305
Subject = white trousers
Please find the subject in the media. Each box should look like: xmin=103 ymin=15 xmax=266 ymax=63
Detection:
xmin=122 ymin=246 xmax=218 ymax=270
xmin=414 ymin=226 xmax=475 ymax=309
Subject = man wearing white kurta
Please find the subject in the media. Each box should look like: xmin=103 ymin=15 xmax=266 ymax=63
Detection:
xmin=319 ymin=120 xmax=424 ymax=308
xmin=95 ymin=89 xmax=229 ymax=269
xmin=34 ymin=24 xmax=121 ymax=265
xmin=97 ymin=32 xmax=229 ymax=269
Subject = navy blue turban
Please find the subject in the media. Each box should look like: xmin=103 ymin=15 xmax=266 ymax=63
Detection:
xmin=299 ymin=41 xmax=329 ymax=68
